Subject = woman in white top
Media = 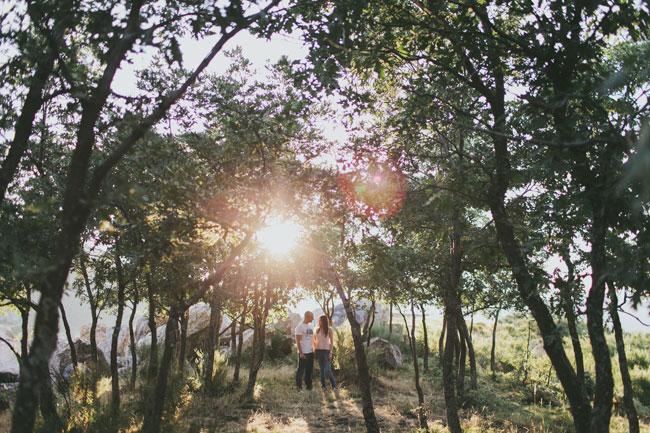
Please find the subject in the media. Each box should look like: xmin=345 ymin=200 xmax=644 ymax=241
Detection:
xmin=312 ymin=314 xmax=337 ymax=390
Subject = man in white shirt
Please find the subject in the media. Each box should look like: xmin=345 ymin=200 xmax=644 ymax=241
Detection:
xmin=294 ymin=311 xmax=314 ymax=390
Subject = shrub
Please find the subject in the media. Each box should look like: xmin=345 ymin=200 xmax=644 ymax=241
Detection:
xmin=633 ymin=376 xmax=650 ymax=407
xmin=267 ymin=331 xmax=293 ymax=361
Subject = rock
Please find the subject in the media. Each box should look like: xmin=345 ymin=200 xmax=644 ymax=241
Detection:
xmin=320 ymin=300 xmax=390 ymax=328
xmin=0 ymin=372 xmax=18 ymax=383
xmin=57 ymin=339 xmax=109 ymax=378
xmin=368 ymin=337 xmax=403 ymax=369
xmin=270 ymin=313 xmax=302 ymax=334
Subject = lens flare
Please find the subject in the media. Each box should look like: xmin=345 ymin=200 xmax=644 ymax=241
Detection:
xmin=256 ymin=217 xmax=302 ymax=256
xmin=337 ymin=158 xmax=407 ymax=220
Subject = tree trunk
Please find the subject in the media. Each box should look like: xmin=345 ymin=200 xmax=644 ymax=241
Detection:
xmin=366 ymin=301 xmax=376 ymax=347
xmin=59 ymin=302 xmax=77 ymax=370
xmin=442 ymin=304 xmax=462 ymax=433
xmin=402 ymin=299 xmax=428 ymax=431
xmin=0 ymin=51 xmax=55 ymax=205
xmin=558 ymin=247 xmax=585 ymax=388
xmin=204 ymin=289 xmax=222 ymax=391
xmin=490 ymin=306 xmax=501 ymax=379
xmin=522 ymin=321 xmax=531 ymax=384
xmin=80 ymin=256 xmax=99 ymax=368
xmin=20 ymin=287 xmax=31 ymax=359
xmin=230 ymin=317 xmax=237 ymax=352
xmin=146 ymin=272 xmax=158 ymax=380
xmin=420 ymin=304 xmax=429 ymax=372
xmin=438 ymin=315 xmax=446 ymax=366
xmin=129 ymin=297 xmax=139 ymax=390
xmin=233 ymin=287 xmax=248 ymax=384
xmin=609 ymin=285 xmax=639 ymax=433
xmin=362 ymin=300 xmax=375 ymax=340
xmin=111 ymin=251 xmax=126 ymax=414
xmin=389 ymin=302 xmax=393 ymax=334
xmin=469 ymin=309 xmax=474 ymax=341
xmin=178 ymin=308 xmax=188 ymax=372
xmin=243 ymin=286 xmax=271 ymax=401
xmin=456 ymin=325 xmax=467 ymax=401
xmin=39 ymin=372 xmax=62 ymax=431
xmin=585 ymin=213 xmax=614 ymax=433
xmin=330 ymin=270 xmax=380 ymax=433
xmin=458 ymin=315 xmax=477 ymax=390
xmin=486 ymin=83 xmax=593 ymax=431
xmin=141 ymin=309 xmax=179 ymax=433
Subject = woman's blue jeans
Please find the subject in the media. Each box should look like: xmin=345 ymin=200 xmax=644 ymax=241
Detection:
xmin=315 ymin=349 xmax=337 ymax=389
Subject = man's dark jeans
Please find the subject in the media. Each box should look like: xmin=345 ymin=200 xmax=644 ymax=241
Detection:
xmin=296 ymin=352 xmax=314 ymax=390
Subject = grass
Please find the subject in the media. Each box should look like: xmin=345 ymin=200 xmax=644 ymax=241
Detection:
xmin=1 ymin=314 xmax=649 ymax=432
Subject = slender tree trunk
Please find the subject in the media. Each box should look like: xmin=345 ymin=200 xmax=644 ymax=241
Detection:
xmin=178 ymin=308 xmax=188 ymax=372
xmin=204 ymin=289 xmax=222 ymax=391
xmin=230 ymin=317 xmax=237 ymax=352
xmin=469 ymin=309 xmax=474 ymax=341
xmin=456 ymin=325 xmax=467 ymax=401
xmin=146 ymin=272 xmax=158 ymax=380
xmin=243 ymin=286 xmax=271 ymax=401
xmin=0 ymin=51 xmax=55 ymax=204
xmin=59 ymin=302 xmax=77 ymax=370
xmin=80 ymin=257 xmax=99 ymax=367
xmin=129 ymin=296 xmax=139 ymax=390
xmin=442 ymin=304 xmax=462 ymax=433
xmin=609 ymin=285 xmax=639 ymax=433
xmin=522 ymin=321 xmax=531 ymax=384
xmin=486 ymin=89 xmax=593 ymax=431
xmin=402 ymin=299 xmax=428 ymax=431
xmin=111 ymin=251 xmax=126 ymax=414
xmin=20 ymin=287 xmax=31 ymax=359
xmin=233 ymin=287 xmax=248 ymax=384
xmin=438 ymin=315 xmax=446 ymax=366
xmin=366 ymin=301 xmax=376 ymax=347
xmin=420 ymin=304 xmax=429 ymax=372
xmin=362 ymin=300 xmax=375 ymax=339
xmin=389 ymin=302 xmax=393 ymax=335
xmin=490 ymin=306 xmax=501 ymax=379
xmin=141 ymin=309 xmax=179 ymax=433
xmin=330 ymin=269 xmax=380 ymax=433
xmin=559 ymin=248 xmax=585 ymax=388
xmin=458 ymin=315 xmax=477 ymax=390
xmin=586 ymin=213 xmax=614 ymax=433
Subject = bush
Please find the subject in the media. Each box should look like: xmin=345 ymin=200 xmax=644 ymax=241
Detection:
xmin=633 ymin=376 xmax=650 ymax=407
xmin=332 ymin=328 xmax=389 ymax=385
xmin=194 ymin=349 xmax=229 ymax=393
xmin=267 ymin=331 xmax=293 ymax=361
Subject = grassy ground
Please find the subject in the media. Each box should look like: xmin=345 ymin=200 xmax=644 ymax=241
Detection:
xmin=168 ymin=361 xmax=650 ymax=433
xmin=1 ymin=315 xmax=649 ymax=433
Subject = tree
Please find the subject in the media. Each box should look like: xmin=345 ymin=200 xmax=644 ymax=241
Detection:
xmin=2 ymin=2 xmax=283 ymax=431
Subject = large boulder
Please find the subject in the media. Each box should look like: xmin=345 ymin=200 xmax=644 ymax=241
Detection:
xmin=57 ymin=339 xmax=109 ymax=378
xmin=368 ymin=337 xmax=403 ymax=369
xmin=325 ymin=300 xmax=390 ymax=328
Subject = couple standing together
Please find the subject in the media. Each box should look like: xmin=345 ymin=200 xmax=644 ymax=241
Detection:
xmin=294 ymin=311 xmax=337 ymax=391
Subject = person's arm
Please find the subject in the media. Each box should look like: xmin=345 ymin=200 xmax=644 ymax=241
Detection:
xmin=329 ymin=331 xmax=334 ymax=358
xmin=312 ymin=331 xmax=317 ymax=352
xmin=295 ymin=329 xmax=305 ymax=358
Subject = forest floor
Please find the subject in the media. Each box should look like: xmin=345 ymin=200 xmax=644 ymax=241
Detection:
xmin=170 ymin=363 xmax=650 ymax=433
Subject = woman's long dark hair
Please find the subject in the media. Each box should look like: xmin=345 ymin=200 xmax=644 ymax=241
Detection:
xmin=317 ymin=314 xmax=329 ymax=337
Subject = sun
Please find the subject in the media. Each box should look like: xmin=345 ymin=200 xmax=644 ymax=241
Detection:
xmin=256 ymin=217 xmax=302 ymax=257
